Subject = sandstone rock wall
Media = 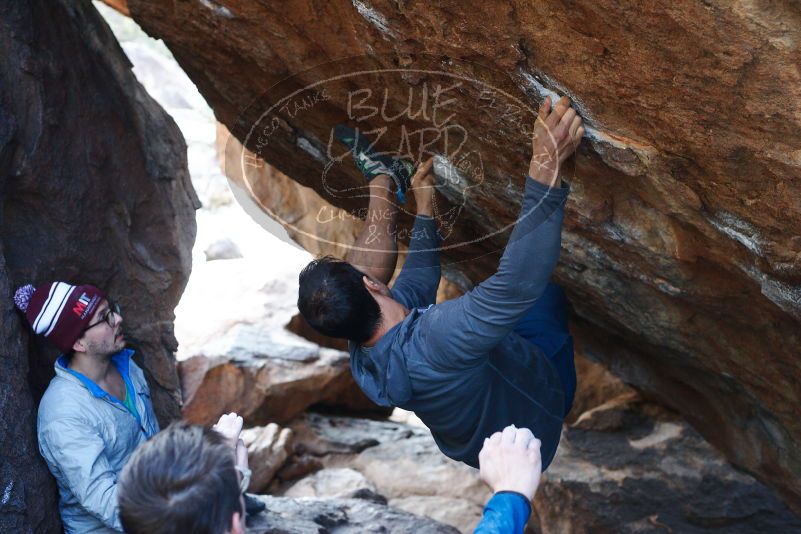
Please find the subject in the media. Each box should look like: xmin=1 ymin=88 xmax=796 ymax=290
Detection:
xmin=115 ymin=0 xmax=801 ymax=513
xmin=0 ymin=1 xmax=197 ymax=529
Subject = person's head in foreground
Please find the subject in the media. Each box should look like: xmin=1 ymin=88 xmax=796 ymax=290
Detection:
xmin=118 ymin=422 xmax=246 ymax=534
xmin=14 ymin=281 xmax=124 ymax=357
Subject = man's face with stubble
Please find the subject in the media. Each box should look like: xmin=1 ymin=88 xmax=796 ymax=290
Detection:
xmin=73 ymin=299 xmax=125 ymax=358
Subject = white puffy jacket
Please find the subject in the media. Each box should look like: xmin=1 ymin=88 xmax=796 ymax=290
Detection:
xmin=37 ymin=349 xmax=160 ymax=533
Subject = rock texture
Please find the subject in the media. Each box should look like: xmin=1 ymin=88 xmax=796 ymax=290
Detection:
xmin=284 ymin=467 xmax=376 ymax=499
xmin=114 ymin=0 xmax=801 ymax=512
xmin=279 ymin=413 xmax=490 ymax=533
xmin=0 ymin=1 xmax=197 ymax=531
xmin=175 ymin=253 xmax=388 ymax=425
xmin=566 ymin=338 xmax=633 ymax=424
xmin=242 ymin=424 xmax=294 ymax=493
xmin=246 ymin=494 xmax=459 ymax=533
xmin=265 ymin=403 xmax=801 ymax=533
xmin=535 ymin=396 xmax=801 ymax=534
xmin=179 ymin=332 xmax=362 ymax=425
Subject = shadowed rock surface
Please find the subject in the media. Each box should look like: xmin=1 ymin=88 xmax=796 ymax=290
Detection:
xmin=0 ymin=1 xmax=197 ymax=530
xmin=245 ymin=403 xmax=801 ymax=533
xmin=109 ymin=0 xmax=801 ymax=512
xmin=535 ymin=397 xmax=801 ymax=534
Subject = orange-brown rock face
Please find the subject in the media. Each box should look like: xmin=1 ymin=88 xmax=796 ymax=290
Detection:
xmin=1 ymin=1 xmax=197 ymax=530
xmin=120 ymin=0 xmax=801 ymax=512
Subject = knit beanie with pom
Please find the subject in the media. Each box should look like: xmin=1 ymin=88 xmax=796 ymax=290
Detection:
xmin=14 ymin=281 xmax=105 ymax=353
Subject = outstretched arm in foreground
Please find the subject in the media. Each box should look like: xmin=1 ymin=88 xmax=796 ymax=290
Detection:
xmin=474 ymin=425 xmax=542 ymax=534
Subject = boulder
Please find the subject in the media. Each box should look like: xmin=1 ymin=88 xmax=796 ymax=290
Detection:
xmin=179 ymin=332 xmax=356 ymax=426
xmin=283 ymin=414 xmax=489 ymax=532
xmin=0 ymin=0 xmax=196 ymax=530
xmin=174 ymin=252 xmax=385 ymax=425
xmin=204 ymin=238 xmax=243 ymax=261
xmin=348 ymin=430 xmax=489 ymax=506
xmin=241 ymin=424 xmax=294 ymax=493
xmin=389 ymin=496 xmax=483 ymax=533
xmin=284 ymin=468 xmax=376 ymax=499
xmin=347 ymin=427 xmax=488 ymax=532
xmin=288 ymin=413 xmax=416 ymax=458
xmin=278 ymin=405 xmax=801 ymax=533
xmin=246 ymin=495 xmax=459 ymax=533
xmin=113 ymin=0 xmax=801 ymax=511
xmin=275 ymin=454 xmax=324 ymax=484
xmin=534 ymin=397 xmax=801 ymax=533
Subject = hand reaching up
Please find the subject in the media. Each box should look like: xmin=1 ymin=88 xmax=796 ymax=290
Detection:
xmin=528 ymin=96 xmax=584 ymax=187
xmin=410 ymin=157 xmax=435 ymax=217
xmin=478 ymin=425 xmax=542 ymax=500
xmin=213 ymin=412 xmax=243 ymax=450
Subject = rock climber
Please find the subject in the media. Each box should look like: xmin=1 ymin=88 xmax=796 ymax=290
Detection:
xmin=297 ymin=95 xmax=584 ymax=471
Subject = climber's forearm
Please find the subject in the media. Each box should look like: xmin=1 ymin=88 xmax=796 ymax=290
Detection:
xmin=346 ymin=174 xmax=399 ymax=284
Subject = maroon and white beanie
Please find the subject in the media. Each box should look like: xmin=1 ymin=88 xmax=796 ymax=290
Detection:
xmin=14 ymin=281 xmax=105 ymax=353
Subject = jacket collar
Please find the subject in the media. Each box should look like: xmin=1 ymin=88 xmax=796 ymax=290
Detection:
xmin=55 ymin=348 xmax=135 ymax=399
xmin=351 ymin=307 xmax=431 ymax=406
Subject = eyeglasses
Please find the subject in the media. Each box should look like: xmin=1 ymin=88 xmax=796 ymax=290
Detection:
xmin=235 ymin=464 xmax=251 ymax=494
xmin=84 ymin=300 xmax=121 ymax=332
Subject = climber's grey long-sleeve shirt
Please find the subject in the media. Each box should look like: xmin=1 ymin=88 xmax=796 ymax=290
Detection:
xmin=350 ymin=177 xmax=569 ymax=469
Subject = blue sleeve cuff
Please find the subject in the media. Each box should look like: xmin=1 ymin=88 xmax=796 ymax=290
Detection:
xmin=409 ymin=215 xmax=442 ymax=249
xmin=473 ymin=492 xmax=532 ymax=533
xmin=524 ymin=175 xmax=571 ymax=201
xmin=492 ymin=491 xmax=532 ymax=519
xmin=412 ymin=214 xmax=437 ymax=229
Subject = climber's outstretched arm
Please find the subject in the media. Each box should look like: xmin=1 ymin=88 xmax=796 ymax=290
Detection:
xmin=423 ymin=96 xmax=584 ymax=368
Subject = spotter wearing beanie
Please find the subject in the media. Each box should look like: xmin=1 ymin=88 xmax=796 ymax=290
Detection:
xmin=14 ymin=282 xmax=105 ymax=353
